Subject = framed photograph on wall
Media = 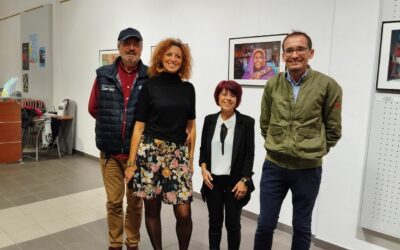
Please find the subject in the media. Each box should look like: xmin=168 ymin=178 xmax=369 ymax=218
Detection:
xmin=151 ymin=46 xmax=157 ymax=56
xmin=22 ymin=43 xmax=29 ymax=70
xmin=377 ymin=21 xmax=400 ymax=90
xmin=228 ymin=34 xmax=287 ymax=86
xmin=99 ymin=49 xmax=119 ymax=66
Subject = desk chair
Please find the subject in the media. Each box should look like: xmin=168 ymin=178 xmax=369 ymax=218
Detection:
xmin=35 ymin=118 xmax=61 ymax=161
xmin=23 ymin=117 xmax=61 ymax=161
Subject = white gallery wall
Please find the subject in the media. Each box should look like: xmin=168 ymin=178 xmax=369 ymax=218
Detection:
xmin=0 ymin=0 xmax=398 ymax=249
xmin=0 ymin=13 xmax=20 ymax=90
xmin=0 ymin=0 xmax=60 ymax=106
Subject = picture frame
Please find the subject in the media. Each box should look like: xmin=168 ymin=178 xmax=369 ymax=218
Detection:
xmin=22 ymin=43 xmax=29 ymax=70
xmin=377 ymin=21 xmax=400 ymax=91
xmin=151 ymin=45 xmax=157 ymax=56
xmin=99 ymin=49 xmax=119 ymax=66
xmin=228 ymin=34 xmax=287 ymax=86
xmin=23 ymin=74 xmax=29 ymax=93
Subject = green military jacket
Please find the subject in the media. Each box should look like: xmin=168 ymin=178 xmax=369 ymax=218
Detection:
xmin=260 ymin=68 xmax=342 ymax=169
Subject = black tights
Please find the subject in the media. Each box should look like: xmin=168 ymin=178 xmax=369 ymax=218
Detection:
xmin=144 ymin=199 xmax=162 ymax=250
xmin=144 ymin=199 xmax=192 ymax=250
xmin=174 ymin=203 xmax=193 ymax=250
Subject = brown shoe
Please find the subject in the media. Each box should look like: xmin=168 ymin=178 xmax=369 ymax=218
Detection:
xmin=126 ymin=246 xmax=138 ymax=250
xmin=108 ymin=247 xmax=122 ymax=250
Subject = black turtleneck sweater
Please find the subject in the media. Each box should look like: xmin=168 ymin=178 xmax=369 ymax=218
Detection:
xmin=135 ymin=72 xmax=196 ymax=144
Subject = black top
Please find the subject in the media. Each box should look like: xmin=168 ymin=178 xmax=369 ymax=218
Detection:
xmin=136 ymin=72 xmax=196 ymax=144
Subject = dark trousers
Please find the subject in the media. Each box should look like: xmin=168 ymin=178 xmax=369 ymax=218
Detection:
xmin=206 ymin=175 xmax=243 ymax=250
xmin=254 ymin=160 xmax=322 ymax=250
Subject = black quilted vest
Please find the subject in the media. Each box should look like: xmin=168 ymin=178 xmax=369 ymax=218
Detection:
xmin=95 ymin=57 xmax=148 ymax=154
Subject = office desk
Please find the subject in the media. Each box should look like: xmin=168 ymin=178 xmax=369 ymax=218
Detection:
xmin=0 ymin=102 xmax=22 ymax=163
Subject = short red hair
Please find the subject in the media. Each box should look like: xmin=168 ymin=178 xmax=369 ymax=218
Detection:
xmin=214 ymin=80 xmax=242 ymax=108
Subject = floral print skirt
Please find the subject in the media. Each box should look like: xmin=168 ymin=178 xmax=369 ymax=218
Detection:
xmin=132 ymin=135 xmax=193 ymax=205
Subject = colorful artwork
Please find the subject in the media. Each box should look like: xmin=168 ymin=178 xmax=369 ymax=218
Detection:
xmin=377 ymin=21 xmax=400 ymax=90
xmin=29 ymin=34 xmax=38 ymax=63
xmin=99 ymin=49 xmax=119 ymax=66
xmin=229 ymin=34 xmax=286 ymax=86
xmin=39 ymin=47 xmax=46 ymax=67
xmin=23 ymin=74 xmax=29 ymax=93
xmin=22 ymin=43 xmax=29 ymax=70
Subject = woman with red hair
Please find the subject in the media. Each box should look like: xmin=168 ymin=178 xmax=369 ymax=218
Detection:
xmin=199 ymin=80 xmax=255 ymax=250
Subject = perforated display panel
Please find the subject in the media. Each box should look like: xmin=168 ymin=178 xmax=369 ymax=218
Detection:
xmin=382 ymin=0 xmax=400 ymax=21
xmin=361 ymin=95 xmax=400 ymax=238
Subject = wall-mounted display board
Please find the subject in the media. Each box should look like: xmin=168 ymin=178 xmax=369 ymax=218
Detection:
xmin=360 ymin=1 xmax=400 ymax=239
xmin=20 ymin=4 xmax=53 ymax=108
xmin=361 ymin=94 xmax=400 ymax=238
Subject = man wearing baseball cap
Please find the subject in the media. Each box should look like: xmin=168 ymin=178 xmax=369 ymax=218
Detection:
xmin=89 ymin=27 xmax=148 ymax=250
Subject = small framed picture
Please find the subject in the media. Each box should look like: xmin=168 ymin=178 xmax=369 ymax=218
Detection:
xmin=23 ymin=74 xmax=29 ymax=93
xmin=99 ymin=49 xmax=119 ymax=66
xmin=151 ymin=46 xmax=157 ymax=56
xmin=228 ymin=34 xmax=287 ymax=86
xmin=377 ymin=21 xmax=400 ymax=91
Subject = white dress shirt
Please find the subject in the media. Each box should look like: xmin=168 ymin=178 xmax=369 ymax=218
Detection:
xmin=211 ymin=113 xmax=236 ymax=175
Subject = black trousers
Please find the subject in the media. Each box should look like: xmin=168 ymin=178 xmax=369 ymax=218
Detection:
xmin=206 ymin=175 xmax=243 ymax=250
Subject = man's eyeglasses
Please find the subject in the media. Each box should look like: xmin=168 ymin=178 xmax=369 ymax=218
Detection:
xmin=284 ymin=47 xmax=309 ymax=56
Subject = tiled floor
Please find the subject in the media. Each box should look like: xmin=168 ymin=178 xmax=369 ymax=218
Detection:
xmin=0 ymin=154 xmax=324 ymax=250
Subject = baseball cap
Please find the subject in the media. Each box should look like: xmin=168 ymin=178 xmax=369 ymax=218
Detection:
xmin=117 ymin=27 xmax=143 ymax=41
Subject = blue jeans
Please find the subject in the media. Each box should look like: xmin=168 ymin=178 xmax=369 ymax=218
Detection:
xmin=254 ymin=160 xmax=322 ymax=250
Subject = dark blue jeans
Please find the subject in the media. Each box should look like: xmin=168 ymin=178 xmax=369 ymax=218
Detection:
xmin=254 ymin=160 xmax=322 ymax=250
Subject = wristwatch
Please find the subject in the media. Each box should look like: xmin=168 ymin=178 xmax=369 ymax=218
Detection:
xmin=240 ymin=177 xmax=249 ymax=186
xmin=127 ymin=159 xmax=135 ymax=167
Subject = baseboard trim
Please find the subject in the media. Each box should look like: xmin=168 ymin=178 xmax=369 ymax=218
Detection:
xmin=313 ymin=237 xmax=348 ymax=250
xmin=73 ymin=149 xmax=99 ymax=162
xmin=73 ymin=153 xmax=348 ymax=250
xmin=240 ymin=208 xmax=293 ymax=233
xmin=195 ymin=191 xmax=347 ymax=250
xmin=192 ymin=191 xmax=202 ymax=200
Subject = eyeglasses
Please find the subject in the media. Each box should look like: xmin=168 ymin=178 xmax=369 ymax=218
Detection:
xmin=284 ymin=47 xmax=309 ymax=56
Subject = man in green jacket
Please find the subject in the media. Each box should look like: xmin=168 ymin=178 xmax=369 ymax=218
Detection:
xmin=254 ymin=31 xmax=342 ymax=250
